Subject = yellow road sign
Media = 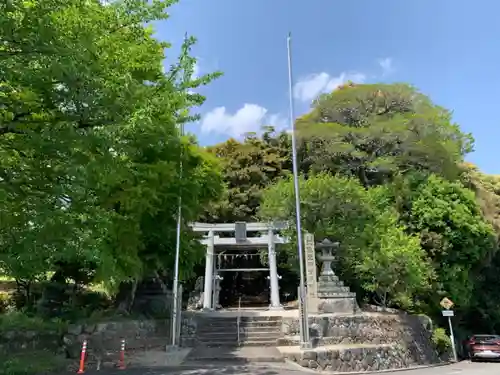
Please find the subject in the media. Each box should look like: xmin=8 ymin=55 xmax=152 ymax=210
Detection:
xmin=440 ymin=297 xmax=454 ymax=310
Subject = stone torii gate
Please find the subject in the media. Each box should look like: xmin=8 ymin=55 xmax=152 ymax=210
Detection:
xmin=190 ymin=221 xmax=288 ymax=310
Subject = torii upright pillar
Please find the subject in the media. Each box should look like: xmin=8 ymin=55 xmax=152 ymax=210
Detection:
xmin=202 ymin=230 xmax=214 ymax=310
xmin=268 ymin=228 xmax=282 ymax=310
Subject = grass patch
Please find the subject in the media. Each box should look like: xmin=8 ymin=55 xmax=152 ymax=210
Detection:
xmin=0 ymin=350 xmax=69 ymax=375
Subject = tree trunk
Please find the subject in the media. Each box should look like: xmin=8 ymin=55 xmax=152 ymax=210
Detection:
xmin=15 ymin=278 xmax=32 ymax=308
xmin=116 ymin=280 xmax=138 ymax=313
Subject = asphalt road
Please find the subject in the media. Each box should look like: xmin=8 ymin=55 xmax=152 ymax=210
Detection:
xmin=82 ymin=361 xmax=499 ymax=375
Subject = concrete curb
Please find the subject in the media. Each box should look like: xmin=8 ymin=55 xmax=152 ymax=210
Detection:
xmin=284 ymin=359 xmax=455 ymax=374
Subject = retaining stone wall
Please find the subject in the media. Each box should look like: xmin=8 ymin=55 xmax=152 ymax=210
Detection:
xmin=0 ymin=329 xmax=61 ymax=354
xmin=1 ymin=319 xmax=172 ymax=360
xmin=281 ymin=314 xmax=441 ymax=365
xmin=179 ymin=313 xmax=197 ymax=347
xmin=63 ymin=319 xmax=172 ymax=358
xmin=286 ymin=344 xmax=429 ymax=372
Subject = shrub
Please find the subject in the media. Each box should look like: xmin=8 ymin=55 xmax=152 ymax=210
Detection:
xmin=0 ymin=312 xmax=67 ymax=334
xmin=36 ymin=282 xmax=112 ymax=322
xmin=0 ymin=292 xmax=12 ymax=313
xmin=432 ymin=327 xmax=452 ymax=356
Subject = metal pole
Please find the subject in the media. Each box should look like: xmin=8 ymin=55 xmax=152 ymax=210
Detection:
xmin=287 ymin=32 xmax=310 ymax=349
xmin=447 ymin=316 xmax=457 ymax=362
xmin=171 ymin=115 xmax=184 ymax=347
xmin=176 ymin=284 xmax=183 ymax=346
xmin=172 ymin=33 xmax=193 ymax=347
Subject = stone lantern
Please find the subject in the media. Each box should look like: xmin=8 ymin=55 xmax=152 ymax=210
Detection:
xmin=315 ymin=238 xmax=339 ymax=276
xmin=314 ymin=238 xmax=359 ymax=314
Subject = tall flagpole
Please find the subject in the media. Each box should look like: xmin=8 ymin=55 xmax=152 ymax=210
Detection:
xmin=171 ymin=121 xmax=183 ymax=347
xmin=171 ymin=34 xmax=189 ymax=347
xmin=287 ymin=32 xmax=311 ymax=349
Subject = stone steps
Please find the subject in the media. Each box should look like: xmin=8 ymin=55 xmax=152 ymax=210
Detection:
xmin=240 ymin=316 xmax=281 ymax=323
xmin=241 ymin=326 xmax=281 ymax=334
xmin=240 ymin=321 xmax=282 ymax=328
xmin=197 ymin=339 xmax=279 ymax=347
xmin=200 ymin=328 xmax=280 ymax=336
xmin=196 ymin=334 xmax=280 ymax=341
xmin=198 ymin=323 xmax=281 ymax=333
xmin=197 ymin=332 xmax=280 ymax=339
xmin=195 ymin=316 xmax=283 ymax=348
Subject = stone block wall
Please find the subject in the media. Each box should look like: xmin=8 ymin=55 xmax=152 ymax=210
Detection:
xmin=0 ymin=328 xmax=62 ymax=354
xmin=281 ymin=314 xmax=440 ymax=364
xmin=1 ymin=318 xmax=175 ymax=371
xmin=179 ymin=313 xmax=197 ymax=347
xmin=286 ymin=344 xmax=428 ymax=372
xmin=1 ymin=317 xmax=179 ymax=360
xmin=63 ymin=319 xmax=172 ymax=359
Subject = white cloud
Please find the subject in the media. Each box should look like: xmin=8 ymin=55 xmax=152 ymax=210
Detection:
xmin=200 ymin=59 xmax=396 ymax=139
xmin=378 ymin=57 xmax=393 ymax=76
xmin=267 ymin=113 xmax=288 ymax=131
xmin=293 ymin=71 xmax=366 ymax=103
xmin=200 ymin=104 xmax=287 ymax=138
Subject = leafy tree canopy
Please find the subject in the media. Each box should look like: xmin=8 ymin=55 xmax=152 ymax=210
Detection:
xmin=0 ymin=0 xmax=223 ymax=287
xmin=296 ymin=83 xmax=473 ymax=186
xmin=260 ymin=172 xmax=433 ymax=309
xmin=404 ymin=174 xmax=496 ymax=310
xmin=203 ymin=127 xmax=290 ymax=222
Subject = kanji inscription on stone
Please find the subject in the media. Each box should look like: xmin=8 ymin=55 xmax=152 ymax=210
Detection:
xmin=304 ymin=233 xmax=317 ymax=299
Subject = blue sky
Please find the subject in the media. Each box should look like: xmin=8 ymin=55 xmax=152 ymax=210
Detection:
xmin=156 ymin=0 xmax=500 ymax=174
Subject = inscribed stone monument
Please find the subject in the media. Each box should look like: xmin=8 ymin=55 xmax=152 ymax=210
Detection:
xmin=304 ymin=233 xmax=318 ymax=313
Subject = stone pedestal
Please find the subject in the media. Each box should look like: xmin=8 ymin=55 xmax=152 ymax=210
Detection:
xmin=317 ymin=274 xmax=358 ymax=314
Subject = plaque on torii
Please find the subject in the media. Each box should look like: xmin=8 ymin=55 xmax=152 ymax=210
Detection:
xmin=235 ymin=222 xmax=247 ymax=243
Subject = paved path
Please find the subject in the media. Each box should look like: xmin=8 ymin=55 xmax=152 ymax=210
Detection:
xmin=184 ymin=346 xmax=284 ymax=364
xmin=82 ymin=361 xmax=499 ymax=375
xmin=386 ymin=361 xmax=498 ymax=375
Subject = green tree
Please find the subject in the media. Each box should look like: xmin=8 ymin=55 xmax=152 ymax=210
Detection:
xmin=403 ymin=174 xmax=496 ymax=312
xmin=462 ymin=162 xmax=500 ymax=238
xmin=296 ymin=83 xmax=472 ymax=186
xmin=456 ymin=164 xmax=500 ymax=332
xmin=356 ymin=206 xmax=433 ymax=309
xmin=0 ymin=0 xmax=223 ymax=294
xmin=203 ymin=127 xmax=291 ymax=222
xmin=260 ymin=173 xmax=432 ymax=308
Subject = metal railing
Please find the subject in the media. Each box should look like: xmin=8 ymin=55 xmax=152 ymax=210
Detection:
xmin=237 ymin=296 xmax=242 ymax=346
